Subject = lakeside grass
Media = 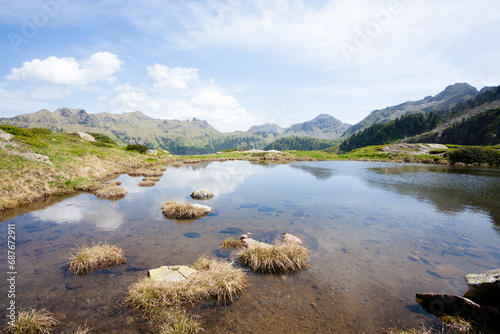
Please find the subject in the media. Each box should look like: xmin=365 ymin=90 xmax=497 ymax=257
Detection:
xmin=239 ymin=242 xmax=310 ymax=274
xmin=0 ymin=127 xmax=175 ymax=211
xmin=6 ymin=308 xmax=59 ymax=334
xmin=161 ymin=201 xmax=210 ymax=220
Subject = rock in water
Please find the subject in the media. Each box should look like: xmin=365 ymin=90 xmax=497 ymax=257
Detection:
xmin=191 ymin=203 xmax=212 ymax=214
xmin=282 ymin=233 xmax=302 ymax=245
xmin=190 ymin=190 xmax=214 ymax=200
xmin=465 ymin=269 xmax=500 ymax=306
xmin=148 ymin=265 xmax=198 ymax=282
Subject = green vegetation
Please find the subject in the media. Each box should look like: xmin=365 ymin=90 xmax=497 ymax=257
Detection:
xmin=69 ymin=243 xmax=127 ymax=275
xmin=125 ymin=143 xmax=149 ymax=153
xmin=448 ymin=147 xmax=500 ymax=165
xmin=264 ymin=136 xmax=337 ymax=151
xmin=127 ymin=257 xmax=245 ymax=334
xmin=6 ymin=308 xmax=59 ymax=334
xmin=339 ymin=112 xmax=441 ymax=152
xmin=87 ymin=132 xmax=117 ymax=146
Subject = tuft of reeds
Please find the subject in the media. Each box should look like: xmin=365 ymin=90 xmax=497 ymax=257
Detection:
xmin=94 ymin=185 xmax=127 ymax=199
xmin=73 ymin=325 xmax=91 ymax=334
xmin=151 ymin=166 xmax=167 ymax=172
xmin=161 ymin=201 xmax=210 ymax=220
xmin=239 ymin=242 xmax=309 ymax=274
xmin=127 ymin=257 xmax=245 ymax=333
xmin=6 ymin=308 xmax=59 ymax=334
xmin=143 ymin=177 xmax=161 ymax=182
xmin=139 ymin=180 xmax=156 ymax=187
xmin=69 ymin=243 xmax=127 ymax=275
xmin=107 ymin=180 xmax=122 ymax=186
xmin=220 ymin=237 xmax=246 ymax=250
xmin=171 ymin=163 xmax=182 ymax=168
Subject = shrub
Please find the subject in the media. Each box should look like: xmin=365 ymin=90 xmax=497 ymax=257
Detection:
xmin=125 ymin=144 xmax=149 ymax=154
xmin=6 ymin=308 xmax=59 ymax=334
xmin=87 ymin=132 xmax=117 ymax=146
xmin=69 ymin=243 xmax=127 ymax=275
xmin=448 ymin=147 xmax=500 ymax=165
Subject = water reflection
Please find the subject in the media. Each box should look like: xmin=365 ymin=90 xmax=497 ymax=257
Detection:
xmin=365 ymin=164 xmax=500 ymax=233
xmin=30 ymin=195 xmax=124 ymax=231
xmin=290 ymin=163 xmax=335 ymax=180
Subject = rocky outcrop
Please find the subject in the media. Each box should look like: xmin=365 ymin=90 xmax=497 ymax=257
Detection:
xmin=465 ymin=269 xmax=500 ymax=306
xmin=19 ymin=153 xmax=53 ymax=166
xmin=77 ymin=132 xmax=96 ymax=141
xmin=190 ymin=190 xmax=214 ymax=200
xmin=0 ymin=129 xmax=13 ymax=141
xmin=417 ymin=269 xmax=500 ymax=325
xmin=148 ymin=265 xmax=198 ymax=282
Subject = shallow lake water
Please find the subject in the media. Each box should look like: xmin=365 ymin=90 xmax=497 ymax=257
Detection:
xmin=1 ymin=160 xmax=500 ymax=333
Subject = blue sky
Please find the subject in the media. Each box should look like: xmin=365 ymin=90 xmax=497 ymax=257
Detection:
xmin=1 ymin=0 xmax=499 ymax=132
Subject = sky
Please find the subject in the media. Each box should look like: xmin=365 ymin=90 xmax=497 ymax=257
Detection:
xmin=1 ymin=0 xmax=499 ymax=132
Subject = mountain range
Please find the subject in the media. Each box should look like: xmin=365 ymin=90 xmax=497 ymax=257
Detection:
xmin=0 ymin=82 xmax=494 ymax=154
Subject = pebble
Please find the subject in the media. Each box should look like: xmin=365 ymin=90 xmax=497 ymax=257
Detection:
xmin=407 ymin=256 xmax=420 ymax=262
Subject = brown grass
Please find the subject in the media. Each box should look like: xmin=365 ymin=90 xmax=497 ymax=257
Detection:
xmin=239 ymin=242 xmax=309 ymax=274
xmin=139 ymin=180 xmax=156 ymax=187
xmin=69 ymin=243 xmax=127 ymax=275
xmin=94 ymin=185 xmax=127 ymax=199
xmin=107 ymin=180 xmax=122 ymax=186
xmin=143 ymin=177 xmax=161 ymax=182
xmin=220 ymin=237 xmax=246 ymax=249
xmin=6 ymin=308 xmax=59 ymax=334
xmin=161 ymin=201 xmax=210 ymax=220
xmin=127 ymin=257 xmax=245 ymax=333
xmin=151 ymin=166 xmax=167 ymax=172
xmin=171 ymin=162 xmax=182 ymax=168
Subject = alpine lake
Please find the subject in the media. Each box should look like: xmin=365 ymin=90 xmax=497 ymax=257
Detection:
xmin=1 ymin=160 xmax=499 ymax=333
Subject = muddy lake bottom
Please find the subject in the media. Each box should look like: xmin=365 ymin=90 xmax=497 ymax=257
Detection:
xmin=1 ymin=161 xmax=500 ymax=333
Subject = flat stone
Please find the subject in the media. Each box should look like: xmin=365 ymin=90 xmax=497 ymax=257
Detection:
xmin=19 ymin=153 xmax=54 ymax=166
xmin=191 ymin=203 xmax=212 ymax=213
xmin=219 ymin=227 xmax=245 ymax=235
xmin=148 ymin=265 xmax=198 ymax=282
xmin=282 ymin=233 xmax=302 ymax=245
xmin=407 ymin=256 xmax=420 ymax=262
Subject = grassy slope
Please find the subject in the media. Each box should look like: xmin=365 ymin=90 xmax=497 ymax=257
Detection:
xmin=0 ymin=129 xmax=175 ymax=211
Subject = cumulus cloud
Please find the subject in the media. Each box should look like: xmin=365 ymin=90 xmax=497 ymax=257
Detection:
xmin=6 ymin=51 xmax=122 ymax=85
xmin=147 ymin=63 xmax=199 ymax=90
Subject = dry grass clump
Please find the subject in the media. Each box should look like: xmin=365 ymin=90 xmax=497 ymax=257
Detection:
xmin=73 ymin=325 xmax=91 ymax=334
xmin=161 ymin=201 xmax=210 ymax=220
xmin=6 ymin=308 xmax=59 ymax=334
xmin=107 ymin=180 xmax=122 ymax=186
xmin=381 ymin=328 xmax=434 ymax=334
xmin=94 ymin=185 xmax=127 ymax=199
xmin=69 ymin=243 xmax=127 ymax=275
xmin=127 ymin=257 xmax=245 ymax=333
xmin=143 ymin=177 xmax=161 ymax=182
xmin=172 ymin=162 xmax=182 ymax=168
xmin=129 ymin=169 xmax=163 ymax=177
xmin=220 ymin=237 xmax=246 ymax=250
xmin=139 ymin=180 xmax=156 ymax=187
xmin=151 ymin=166 xmax=167 ymax=172
xmin=239 ymin=242 xmax=309 ymax=274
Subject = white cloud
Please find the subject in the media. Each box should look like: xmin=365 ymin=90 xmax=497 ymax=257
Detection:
xmin=6 ymin=51 xmax=122 ymax=85
xmin=147 ymin=63 xmax=199 ymax=90
xmin=192 ymin=91 xmax=239 ymax=109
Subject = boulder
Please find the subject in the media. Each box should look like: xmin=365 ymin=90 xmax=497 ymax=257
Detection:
xmin=465 ymin=269 xmax=500 ymax=306
xmin=191 ymin=203 xmax=212 ymax=214
xmin=148 ymin=265 xmax=197 ymax=282
xmin=19 ymin=153 xmax=53 ymax=166
xmin=77 ymin=132 xmax=96 ymax=142
xmin=416 ymin=293 xmax=500 ymax=324
xmin=0 ymin=129 xmax=13 ymax=141
xmin=190 ymin=190 xmax=214 ymax=200
xmin=239 ymin=233 xmax=272 ymax=249
xmin=147 ymin=149 xmax=158 ymax=156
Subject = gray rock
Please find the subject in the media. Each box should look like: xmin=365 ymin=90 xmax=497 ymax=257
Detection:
xmin=0 ymin=129 xmax=13 ymax=141
xmin=147 ymin=149 xmax=158 ymax=155
xmin=77 ymin=132 xmax=96 ymax=142
xmin=465 ymin=269 xmax=500 ymax=306
xmin=19 ymin=153 xmax=53 ymax=166
xmin=190 ymin=190 xmax=214 ymax=200
xmin=148 ymin=265 xmax=198 ymax=282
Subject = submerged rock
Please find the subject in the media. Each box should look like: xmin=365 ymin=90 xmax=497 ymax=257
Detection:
xmin=465 ymin=269 xmax=500 ymax=306
xmin=283 ymin=233 xmax=302 ymax=245
xmin=148 ymin=265 xmax=198 ymax=282
xmin=190 ymin=190 xmax=214 ymax=200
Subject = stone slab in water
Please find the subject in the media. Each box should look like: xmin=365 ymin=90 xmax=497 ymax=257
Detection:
xmin=148 ymin=265 xmax=197 ymax=282
xmin=465 ymin=269 xmax=500 ymax=306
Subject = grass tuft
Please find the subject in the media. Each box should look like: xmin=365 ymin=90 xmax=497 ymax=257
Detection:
xmin=94 ymin=185 xmax=127 ymax=199
xmin=6 ymin=308 xmax=59 ymax=334
xmin=220 ymin=237 xmax=246 ymax=250
xmin=139 ymin=180 xmax=156 ymax=187
xmin=69 ymin=243 xmax=127 ymax=275
xmin=127 ymin=257 xmax=245 ymax=333
xmin=239 ymin=242 xmax=309 ymax=274
xmin=161 ymin=201 xmax=210 ymax=220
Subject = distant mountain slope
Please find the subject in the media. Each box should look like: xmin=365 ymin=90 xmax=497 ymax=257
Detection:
xmin=282 ymin=114 xmax=351 ymax=140
xmin=248 ymin=123 xmax=285 ymax=135
xmin=338 ymin=85 xmax=500 ymax=151
xmin=341 ymin=83 xmax=479 ymax=138
xmin=264 ymin=136 xmax=336 ymax=151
